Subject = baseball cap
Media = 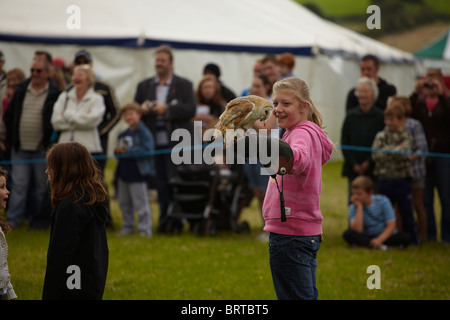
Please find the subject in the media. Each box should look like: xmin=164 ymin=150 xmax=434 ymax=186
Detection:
xmin=74 ymin=50 xmax=92 ymax=63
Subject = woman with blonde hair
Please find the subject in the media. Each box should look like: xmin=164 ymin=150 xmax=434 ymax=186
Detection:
xmin=51 ymin=64 xmax=105 ymax=154
xmin=43 ymin=141 xmax=109 ymax=299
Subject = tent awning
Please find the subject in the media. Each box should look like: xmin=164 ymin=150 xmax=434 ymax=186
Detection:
xmin=414 ymin=27 xmax=450 ymax=60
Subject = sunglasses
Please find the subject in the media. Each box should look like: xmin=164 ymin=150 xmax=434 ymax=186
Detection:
xmin=30 ymin=68 xmax=44 ymax=74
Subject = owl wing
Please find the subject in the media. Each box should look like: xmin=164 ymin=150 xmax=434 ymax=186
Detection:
xmin=217 ymin=99 xmax=255 ymax=130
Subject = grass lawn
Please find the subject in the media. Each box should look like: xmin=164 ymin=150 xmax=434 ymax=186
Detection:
xmin=4 ymin=160 xmax=450 ymax=300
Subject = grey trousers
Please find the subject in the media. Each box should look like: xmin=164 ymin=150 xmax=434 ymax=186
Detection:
xmin=117 ymin=178 xmax=153 ymax=236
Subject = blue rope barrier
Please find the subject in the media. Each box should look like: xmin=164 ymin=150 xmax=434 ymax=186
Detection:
xmin=337 ymin=144 xmax=450 ymax=159
xmin=0 ymin=143 xmax=448 ymax=166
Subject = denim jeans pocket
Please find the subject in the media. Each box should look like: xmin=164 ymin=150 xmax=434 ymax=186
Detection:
xmin=269 ymin=233 xmax=320 ymax=264
xmin=293 ymin=235 xmax=320 ymax=265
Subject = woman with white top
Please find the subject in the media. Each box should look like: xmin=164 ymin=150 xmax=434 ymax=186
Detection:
xmin=51 ymin=64 xmax=105 ymax=153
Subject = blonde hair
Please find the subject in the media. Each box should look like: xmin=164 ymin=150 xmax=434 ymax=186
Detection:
xmin=272 ymin=77 xmax=324 ymax=129
xmin=73 ymin=64 xmax=96 ymax=88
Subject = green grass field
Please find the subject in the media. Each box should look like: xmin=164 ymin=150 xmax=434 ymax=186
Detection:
xmin=4 ymin=160 xmax=450 ymax=300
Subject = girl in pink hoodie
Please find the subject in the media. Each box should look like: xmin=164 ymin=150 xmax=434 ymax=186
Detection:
xmin=262 ymin=77 xmax=334 ymax=300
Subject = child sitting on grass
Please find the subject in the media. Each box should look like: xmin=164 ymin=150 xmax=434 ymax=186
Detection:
xmin=343 ymin=175 xmax=411 ymax=249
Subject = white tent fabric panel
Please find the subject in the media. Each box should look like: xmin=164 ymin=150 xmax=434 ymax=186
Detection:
xmin=1 ymin=0 xmax=414 ymax=62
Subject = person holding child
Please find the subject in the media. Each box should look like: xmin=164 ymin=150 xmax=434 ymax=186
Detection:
xmin=262 ymin=77 xmax=334 ymax=300
xmin=343 ymin=175 xmax=411 ymax=248
xmin=371 ymin=102 xmax=419 ymax=244
xmin=0 ymin=168 xmax=17 ymax=300
xmin=114 ymin=102 xmax=155 ymax=237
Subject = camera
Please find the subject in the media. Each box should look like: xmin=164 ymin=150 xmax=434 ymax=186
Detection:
xmin=423 ymin=81 xmax=435 ymax=88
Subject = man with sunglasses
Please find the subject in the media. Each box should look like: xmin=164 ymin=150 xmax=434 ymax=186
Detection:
xmin=4 ymin=57 xmax=61 ymax=228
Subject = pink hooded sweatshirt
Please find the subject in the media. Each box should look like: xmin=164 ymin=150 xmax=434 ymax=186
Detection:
xmin=263 ymin=120 xmax=333 ymax=236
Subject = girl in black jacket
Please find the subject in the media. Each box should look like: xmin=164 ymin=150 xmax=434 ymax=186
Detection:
xmin=42 ymin=141 xmax=109 ymax=300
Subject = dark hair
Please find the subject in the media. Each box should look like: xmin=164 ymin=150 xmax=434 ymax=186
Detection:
xmin=46 ymin=142 xmax=108 ymax=207
xmin=261 ymin=54 xmax=278 ymax=65
xmin=361 ymin=54 xmax=380 ymax=68
xmin=255 ymin=74 xmax=270 ymax=88
xmin=34 ymin=50 xmax=53 ymax=64
xmin=203 ymin=63 xmax=221 ymax=78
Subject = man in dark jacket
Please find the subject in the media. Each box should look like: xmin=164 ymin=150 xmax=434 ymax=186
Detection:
xmin=4 ymin=58 xmax=61 ymax=228
xmin=346 ymin=54 xmax=397 ymax=113
xmin=134 ymin=45 xmax=196 ymax=230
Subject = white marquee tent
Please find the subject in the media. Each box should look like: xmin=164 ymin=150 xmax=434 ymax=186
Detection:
xmin=0 ymin=0 xmax=418 ymax=158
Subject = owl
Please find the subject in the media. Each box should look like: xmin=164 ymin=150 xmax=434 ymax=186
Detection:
xmin=212 ymin=95 xmax=273 ymax=144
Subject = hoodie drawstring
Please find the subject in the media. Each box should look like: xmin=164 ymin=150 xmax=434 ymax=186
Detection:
xmin=273 ymin=174 xmax=286 ymax=222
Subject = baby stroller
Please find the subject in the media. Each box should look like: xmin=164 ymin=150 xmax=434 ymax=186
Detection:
xmin=162 ymin=163 xmax=251 ymax=235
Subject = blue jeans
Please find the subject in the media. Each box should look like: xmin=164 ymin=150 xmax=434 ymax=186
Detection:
xmin=6 ymin=149 xmax=48 ymax=228
xmin=269 ymin=233 xmax=321 ymax=300
xmin=424 ymin=157 xmax=450 ymax=242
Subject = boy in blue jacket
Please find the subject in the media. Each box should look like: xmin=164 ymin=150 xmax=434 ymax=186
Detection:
xmin=115 ymin=102 xmax=155 ymax=237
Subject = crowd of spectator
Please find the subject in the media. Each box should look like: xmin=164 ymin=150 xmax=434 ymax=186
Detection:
xmin=0 ymin=46 xmax=449 ymax=246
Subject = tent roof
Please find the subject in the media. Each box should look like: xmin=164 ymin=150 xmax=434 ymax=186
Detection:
xmin=0 ymin=0 xmax=414 ymax=62
xmin=415 ymin=27 xmax=450 ymax=60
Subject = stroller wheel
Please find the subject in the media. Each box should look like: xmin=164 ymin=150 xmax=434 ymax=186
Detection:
xmin=207 ymin=220 xmax=217 ymax=236
xmin=191 ymin=220 xmax=204 ymax=235
xmin=160 ymin=217 xmax=183 ymax=234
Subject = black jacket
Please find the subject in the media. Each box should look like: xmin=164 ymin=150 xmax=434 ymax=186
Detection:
xmin=4 ymin=78 xmax=61 ymax=151
xmin=134 ymin=74 xmax=196 ymax=146
xmin=341 ymin=106 xmax=385 ymax=179
xmin=42 ymin=194 xmax=109 ymax=300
